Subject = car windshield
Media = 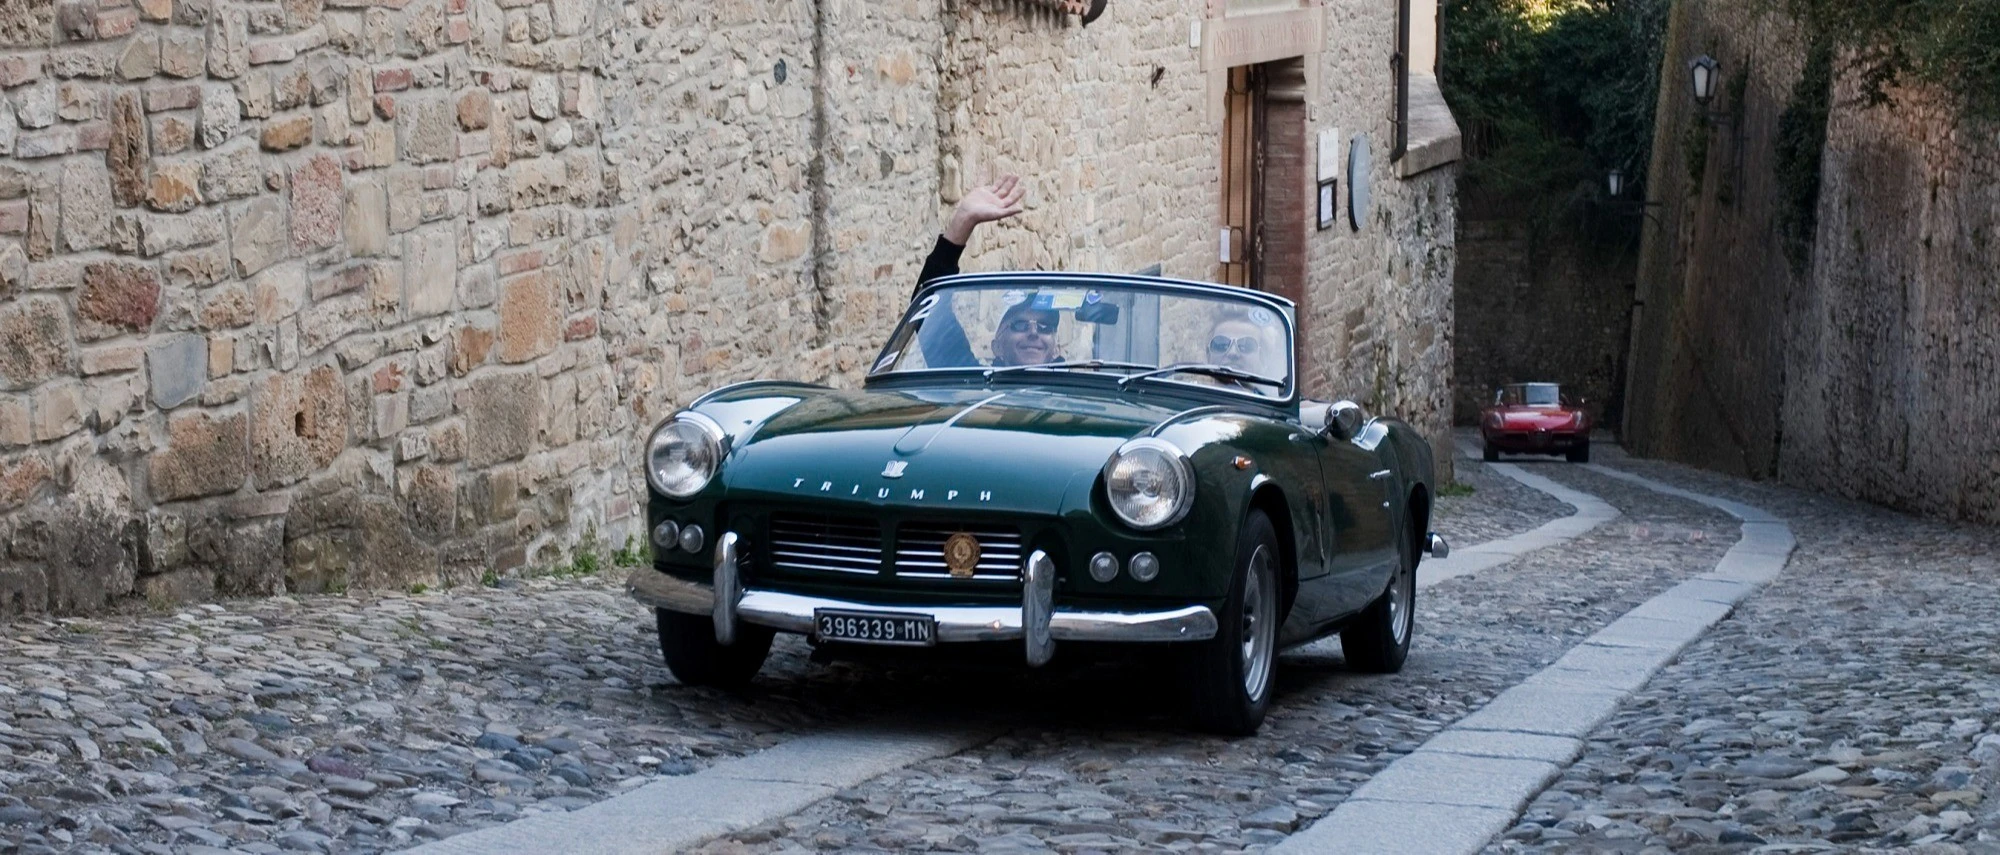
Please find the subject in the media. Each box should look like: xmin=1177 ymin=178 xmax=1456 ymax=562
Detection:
xmin=871 ymin=280 xmax=1294 ymax=399
xmin=1502 ymin=384 xmax=1562 ymax=407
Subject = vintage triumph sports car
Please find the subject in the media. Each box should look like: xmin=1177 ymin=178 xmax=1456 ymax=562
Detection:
xmin=1480 ymin=382 xmax=1592 ymax=462
xmin=628 ymin=272 xmax=1448 ymax=734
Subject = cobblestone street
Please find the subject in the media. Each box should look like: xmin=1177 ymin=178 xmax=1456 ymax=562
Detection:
xmin=2 ymin=436 xmax=1997 ymax=854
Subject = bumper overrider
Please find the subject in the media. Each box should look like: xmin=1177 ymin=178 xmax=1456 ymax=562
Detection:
xmin=627 ymin=532 xmax=1219 ymax=667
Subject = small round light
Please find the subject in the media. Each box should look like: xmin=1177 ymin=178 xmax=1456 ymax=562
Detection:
xmin=1088 ymin=552 xmax=1119 ymax=583
xmin=651 ymin=520 xmax=680 ymax=550
xmin=1129 ymin=552 xmax=1160 ymax=582
xmin=679 ymin=524 xmax=705 ymax=554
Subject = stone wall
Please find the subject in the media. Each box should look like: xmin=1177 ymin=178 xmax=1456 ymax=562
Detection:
xmin=1623 ymin=0 xmax=2000 ymax=525
xmin=1452 ymin=213 xmax=1633 ymax=427
xmin=0 ymin=0 xmax=1456 ymax=614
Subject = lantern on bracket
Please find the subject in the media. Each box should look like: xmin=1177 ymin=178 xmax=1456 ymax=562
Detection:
xmin=1688 ymin=55 xmax=1721 ymax=106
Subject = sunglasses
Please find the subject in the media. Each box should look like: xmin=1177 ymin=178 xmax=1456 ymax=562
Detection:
xmin=1005 ymin=318 xmax=1058 ymax=335
xmin=1209 ymin=335 xmax=1259 ymax=355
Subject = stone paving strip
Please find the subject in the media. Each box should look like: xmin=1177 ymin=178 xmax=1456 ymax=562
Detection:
xmin=1490 ymin=457 xmax=2000 ymax=854
xmin=1271 ymin=458 xmax=1796 ymax=854
xmin=692 ymin=460 xmax=1740 ymax=853
xmin=405 ymin=723 xmax=992 ymax=855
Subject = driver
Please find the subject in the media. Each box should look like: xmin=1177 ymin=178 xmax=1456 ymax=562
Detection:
xmin=990 ymin=301 xmax=1062 ymax=366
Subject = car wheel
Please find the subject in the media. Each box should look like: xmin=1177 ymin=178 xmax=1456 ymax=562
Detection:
xmin=1341 ymin=529 xmax=1415 ymax=674
xmin=655 ymin=609 xmax=774 ymax=687
xmin=1185 ymin=510 xmax=1281 ymax=736
xmin=1567 ymin=442 xmax=1591 ymax=463
xmin=1482 ymin=443 xmax=1499 ymax=462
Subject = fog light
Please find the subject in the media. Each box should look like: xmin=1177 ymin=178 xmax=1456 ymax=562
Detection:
xmin=679 ymin=524 xmax=705 ymax=554
xmin=1088 ymin=551 xmax=1119 ymax=583
xmin=1129 ymin=552 xmax=1160 ymax=582
xmin=651 ymin=520 xmax=680 ymax=550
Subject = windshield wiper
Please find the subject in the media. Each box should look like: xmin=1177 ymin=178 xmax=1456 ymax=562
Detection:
xmin=984 ymin=360 xmax=1156 ymax=380
xmin=1115 ymin=362 xmax=1285 ymax=389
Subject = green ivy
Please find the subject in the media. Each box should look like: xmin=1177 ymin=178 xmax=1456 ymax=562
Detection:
xmin=1776 ymin=0 xmax=2000 ymax=119
xmin=1443 ymin=0 xmax=1670 ymax=242
xmin=1774 ymin=41 xmax=1834 ymax=271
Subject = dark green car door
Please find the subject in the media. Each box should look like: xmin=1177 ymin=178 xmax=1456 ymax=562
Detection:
xmin=1314 ymin=433 xmax=1399 ymax=620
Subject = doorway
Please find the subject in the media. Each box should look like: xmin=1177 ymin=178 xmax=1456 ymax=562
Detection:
xmin=1220 ymin=58 xmax=1310 ymax=383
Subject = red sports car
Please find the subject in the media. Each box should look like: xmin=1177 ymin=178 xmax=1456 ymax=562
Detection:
xmin=1480 ymin=382 xmax=1590 ymax=462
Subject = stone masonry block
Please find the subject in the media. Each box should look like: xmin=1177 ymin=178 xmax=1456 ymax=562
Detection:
xmin=198 ymin=83 xmax=238 ymax=148
xmin=107 ymin=91 xmax=149 ymax=207
xmin=406 ymin=224 xmax=457 ymax=318
xmin=77 ymin=261 xmax=162 ymax=336
xmin=148 ymin=409 xmax=248 ymax=501
xmin=230 ymin=196 xmax=286 ymax=277
xmin=59 ymin=158 xmax=113 ymax=251
xmin=250 ymin=363 xmax=346 ymax=488
xmin=290 ymin=153 xmax=341 ymax=250
xmin=496 ymin=270 xmax=558 ymax=363
xmin=344 ymin=181 xmax=387 ymax=256
xmin=464 ymin=369 xmax=539 ymax=466
xmin=147 ymin=332 xmax=207 ymax=408
xmin=0 ymin=298 xmax=76 ymax=391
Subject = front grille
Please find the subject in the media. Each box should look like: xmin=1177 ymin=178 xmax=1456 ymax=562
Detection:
xmin=768 ymin=513 xmax=883 ymax=576
xmin=894 ymin=522 xmax=1024 ymax=581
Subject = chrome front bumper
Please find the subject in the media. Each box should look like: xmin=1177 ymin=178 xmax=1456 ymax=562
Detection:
xmin=626 ymin=531 xmax=1218 ymax=667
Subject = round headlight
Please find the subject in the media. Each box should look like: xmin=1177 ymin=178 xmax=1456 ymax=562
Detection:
xmin=647 ymin=412 xmax=725 ymax=499
xmin=1088 ymin=552 xmax=1119 ymax=583
xmin=1102 ymin=438 xmax=1194 ymax=530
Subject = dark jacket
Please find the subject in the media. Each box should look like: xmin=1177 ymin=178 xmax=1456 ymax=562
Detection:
xmin=911 ymin=236 xmax=977 ymax=367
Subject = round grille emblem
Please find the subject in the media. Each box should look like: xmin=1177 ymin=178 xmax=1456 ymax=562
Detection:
xmin=943 ymin=533 xmax=981 ymax=578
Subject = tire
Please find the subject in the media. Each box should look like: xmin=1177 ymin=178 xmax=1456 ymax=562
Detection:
xmin=1340 ymin=528 xmax=1416 ymax=674
xmin=1482 ymin=444 xmax=1499 ymax=462
xmin=1567 ymin=442 xmax=1591 ymax=463
xmin=655 ymin=609 xmax=774 ymax=688
xmin=1185 ymin=510 xmax=1282 ymax=736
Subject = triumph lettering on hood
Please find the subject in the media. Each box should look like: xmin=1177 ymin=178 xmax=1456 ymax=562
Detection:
xmin=792 ymin=477 xmax=995 ymax=503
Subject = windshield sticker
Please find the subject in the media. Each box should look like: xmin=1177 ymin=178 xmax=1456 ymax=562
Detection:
xmin=1048 ymin=290 xmax=1086 ymax=310
xmin=1248 ymin=307 xmax=1277 ymax=327
xmin=909 ymin=294 xmax=938 ymax=321
xmin=1001 ymin=289 xmax=1028 ymax=306
xmin=1083 ymin=290 xmax=1102 ymax=304
xmin=873 ymin=350 xmax=900 ymax=372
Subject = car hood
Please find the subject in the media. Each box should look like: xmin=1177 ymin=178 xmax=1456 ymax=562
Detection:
xmin=717 ymin=385 xmax=1182 ymax=514
xmin=1492 ymin=407 xmax=1579 ymax=429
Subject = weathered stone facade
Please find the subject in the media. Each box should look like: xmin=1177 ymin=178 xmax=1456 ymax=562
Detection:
xmin=1623 ymin=0 xmax=2000 ymax=525
xmin=0 ymin=0 xmax=1456 ymax=613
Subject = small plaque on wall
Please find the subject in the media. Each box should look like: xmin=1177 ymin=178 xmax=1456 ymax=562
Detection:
xmin=1317 ymin=128 xmax=1341 ymax=182
xmin=1317 ymin=179 xmax=1336 ymax=230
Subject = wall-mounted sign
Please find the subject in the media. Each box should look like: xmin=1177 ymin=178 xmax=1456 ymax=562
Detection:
xmin=1317 ymin=180 xmax=1336 ymax=231
xmin=1348 ymin=134 xmax=1372 ymax=231
xmin=1317 ymin=128 xmax=1340 ymax=182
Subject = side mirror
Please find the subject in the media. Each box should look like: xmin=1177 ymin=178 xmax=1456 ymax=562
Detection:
xmin=1323 ymin=400 xmax=1367 ymax=441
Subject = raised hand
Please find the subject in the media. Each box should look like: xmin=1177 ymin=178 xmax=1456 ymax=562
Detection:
xmin=944 ymin=174 xmax=1027 ymax=245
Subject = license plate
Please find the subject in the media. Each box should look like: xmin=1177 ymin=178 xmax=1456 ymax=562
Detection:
xmin=813 ymin=609 xmax=936 ymax=646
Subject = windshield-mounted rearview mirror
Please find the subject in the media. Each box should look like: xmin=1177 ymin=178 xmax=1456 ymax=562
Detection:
xmin=1075 ymin=302 xmax=1120 ymax=325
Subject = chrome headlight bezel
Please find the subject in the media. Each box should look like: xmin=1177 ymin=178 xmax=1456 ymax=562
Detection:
xmin=1102 ymin=438 xmax=1195 ymax=531
xmin=647 ymin=411 xmax=727 ymax=499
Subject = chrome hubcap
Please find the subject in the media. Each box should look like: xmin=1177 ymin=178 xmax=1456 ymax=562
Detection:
xmin=1388 ymin=559 xmax=1412 ymax=646
xmin=1240 ymin=545 xmax=1278 ymax=701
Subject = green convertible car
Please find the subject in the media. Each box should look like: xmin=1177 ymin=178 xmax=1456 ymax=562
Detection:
xmin=628 ymin=272 xmax=1448 ymax=733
